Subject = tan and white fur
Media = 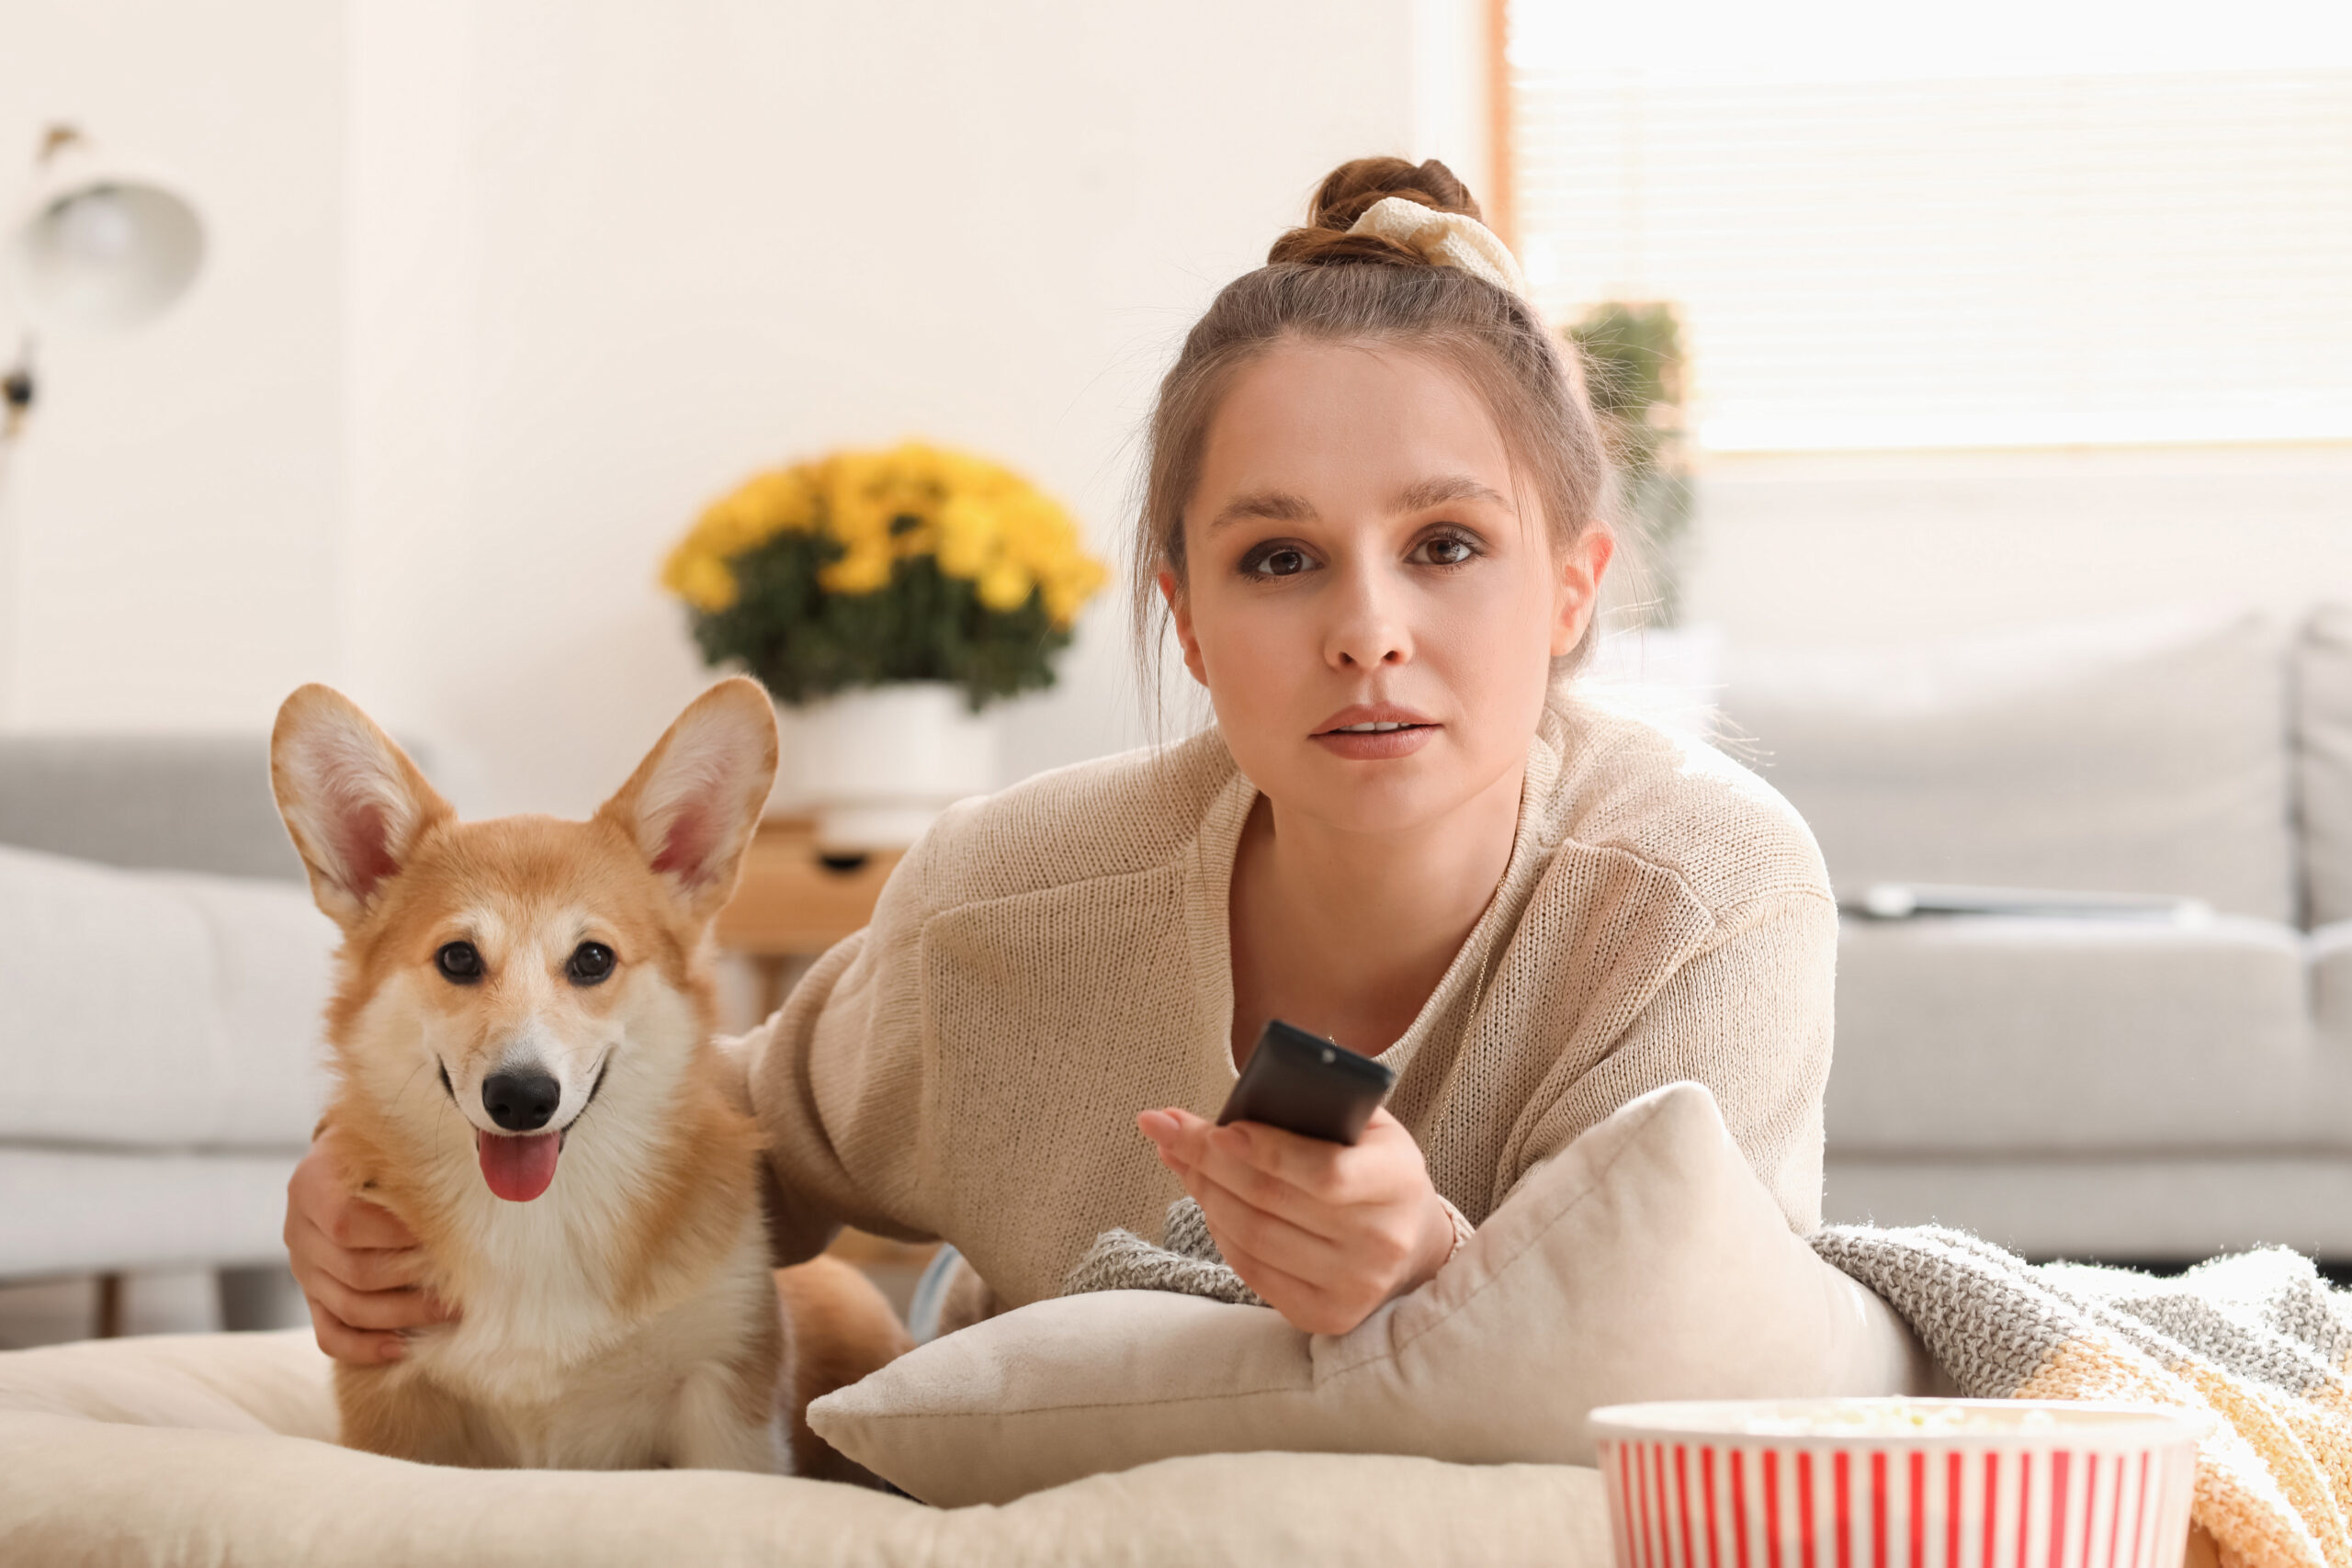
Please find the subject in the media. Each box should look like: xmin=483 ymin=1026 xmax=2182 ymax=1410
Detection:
xmin=270 ymin=676 xmax=908 ymax=1475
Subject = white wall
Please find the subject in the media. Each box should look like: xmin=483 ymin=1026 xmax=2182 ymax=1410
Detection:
xmin=0 ymin=0 xmax=345 ymax=729
xmin=342 ymin=0 xmax=1437 ymax=817
xmin=4 ymin=0 xmax=1470 ymax=815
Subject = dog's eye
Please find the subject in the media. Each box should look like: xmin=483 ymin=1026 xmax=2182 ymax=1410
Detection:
xmin=435 ymin=942 xmax=483 ymax=984
xmin=566 ymin=942 xmax=616 ymax=986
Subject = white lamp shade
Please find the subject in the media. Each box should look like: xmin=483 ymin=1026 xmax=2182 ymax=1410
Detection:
xmin=6 ymin=143 xmax=204 ymax=335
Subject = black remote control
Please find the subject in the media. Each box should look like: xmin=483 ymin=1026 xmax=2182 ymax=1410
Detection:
xmin=1216 ymin=1019 xmax=1396 ymax=1145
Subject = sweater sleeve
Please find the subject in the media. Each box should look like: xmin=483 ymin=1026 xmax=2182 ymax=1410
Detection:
xmin=720 ymin=835 xmax=955 ymax=1265
xmin=1505 ymin=888 xmax=1838 ymax=1232
xmin=710 ymin=940 xmax=853 ymax=1267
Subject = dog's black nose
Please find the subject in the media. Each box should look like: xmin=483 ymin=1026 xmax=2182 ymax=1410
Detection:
xmin=482 ymin=1071 xmax=560 ymax=1132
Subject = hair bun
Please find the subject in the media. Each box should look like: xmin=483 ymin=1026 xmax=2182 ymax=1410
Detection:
xmin=1268 ymin=157 xmax=1484 ymax=268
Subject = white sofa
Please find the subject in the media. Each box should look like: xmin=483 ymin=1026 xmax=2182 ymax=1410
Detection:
xmin=0 ymin=737 xmax=339 ymax=1314
xmin=1719 ymin=602 xmax=2352 ymax=1261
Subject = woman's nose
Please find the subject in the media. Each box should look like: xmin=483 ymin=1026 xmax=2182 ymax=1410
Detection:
xmin=1322 ymin=561 xmax=1412 ymax=671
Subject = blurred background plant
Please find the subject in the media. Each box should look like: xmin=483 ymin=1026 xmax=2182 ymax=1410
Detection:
xmin=663 ymin=442 xmax=1108 ymax=710
xmin=1566 ymin=302 xmax=1694 ymax=626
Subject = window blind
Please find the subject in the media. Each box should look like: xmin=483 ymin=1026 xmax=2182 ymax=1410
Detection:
xmin=1511 ymin=30 xmax=2352 ymax=451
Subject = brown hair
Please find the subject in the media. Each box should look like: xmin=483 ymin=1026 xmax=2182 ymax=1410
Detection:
xmin=1133 ymin=156 xmax=1618 ymax=710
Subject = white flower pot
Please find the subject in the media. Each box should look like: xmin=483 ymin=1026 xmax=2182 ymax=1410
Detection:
xmin=785 ymin=682 xmax=996 ymax=852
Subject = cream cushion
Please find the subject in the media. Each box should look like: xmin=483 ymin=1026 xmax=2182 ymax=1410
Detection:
xmin=0 ymin=1329 xmax=1612 ymax=1567
xmin=808 ymin=1082 xmax=1938 ymax=1506
xmin=1827 ymin=912 xmax=2324 ymax=1153
xmin=0 ymin=841 xmax=334 ymax=1148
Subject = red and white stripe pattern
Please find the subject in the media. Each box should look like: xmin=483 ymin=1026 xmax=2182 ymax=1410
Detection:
xmin=1600 ymin=1438 xmax=2199 ymax=1568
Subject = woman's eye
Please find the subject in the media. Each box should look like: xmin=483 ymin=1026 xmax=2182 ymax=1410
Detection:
xmin=566 ymin=942 xmax=616 ymax=986
xmin=1242 ymin=544 xmax=1315 ymax=579
xmin=435 ymin=942 xmax=483 ymax=984
xmin=1413 ymin=533 xmax=1478 ymax=567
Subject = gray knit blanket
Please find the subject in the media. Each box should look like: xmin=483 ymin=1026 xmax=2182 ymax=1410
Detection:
xmin=1067 ymin=1211 xmax=2352 ymax=1568
xmin=1811 ymin=1225 xmax=2352 ymax=1568
xmin=1063 ymin=1197 xmax=1264 ymax=1307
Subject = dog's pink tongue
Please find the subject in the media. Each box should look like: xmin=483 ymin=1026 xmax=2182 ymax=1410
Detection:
xmin=477 ymin=1131 xmax=560 ymax=1202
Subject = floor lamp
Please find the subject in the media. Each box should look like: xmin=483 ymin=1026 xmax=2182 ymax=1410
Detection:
xmin=0 ymin=123 xmax=206 ymax=725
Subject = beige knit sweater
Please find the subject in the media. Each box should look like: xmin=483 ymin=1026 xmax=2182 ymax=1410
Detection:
xmin=737 ymin=690 xmax=1838 ymax=1310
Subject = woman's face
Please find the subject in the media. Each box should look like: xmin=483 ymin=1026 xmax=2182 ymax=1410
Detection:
xmin=1165 ymin=341 xmax=1612 ymax=838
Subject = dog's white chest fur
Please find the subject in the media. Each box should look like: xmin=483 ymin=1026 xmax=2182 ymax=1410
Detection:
xmin=395 ymin=1160 xmax=785 ymax=1472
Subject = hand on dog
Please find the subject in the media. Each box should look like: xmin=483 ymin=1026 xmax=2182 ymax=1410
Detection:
xmin=1136 ymin=1106 xmax=1454 ymax=1337
xmin=285 ymin=1137 xmax=458 ymax=1365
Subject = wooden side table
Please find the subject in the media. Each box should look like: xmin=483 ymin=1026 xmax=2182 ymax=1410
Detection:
xmin=715 ymin=816 xmax=940 ymax=1309
xmin=717 ymin=815 xmax=901 ymax=1018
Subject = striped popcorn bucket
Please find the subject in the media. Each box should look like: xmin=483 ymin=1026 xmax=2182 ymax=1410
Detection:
xmin=1591 ymin=1401 xmax=2211 ymax=1568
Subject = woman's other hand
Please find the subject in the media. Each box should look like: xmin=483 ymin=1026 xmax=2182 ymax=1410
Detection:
xmin=1136 ymin=1106 xmax=1455 ymax=1336
xmin=283 ymin=1138 xmax=457 ymax=1365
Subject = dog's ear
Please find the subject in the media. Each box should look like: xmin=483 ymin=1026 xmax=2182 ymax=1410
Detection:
xmin=270 ymin=684 xmax=454 ymax=931
xmin=597 ymin=677 xmax=779 ymax=924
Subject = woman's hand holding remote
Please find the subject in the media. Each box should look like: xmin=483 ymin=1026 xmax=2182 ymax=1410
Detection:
xmin=1136 ymin=1105 xmax=1456 ymax=1336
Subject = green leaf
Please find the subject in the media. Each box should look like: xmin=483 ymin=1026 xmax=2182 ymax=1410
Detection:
xmin=684 ymin=534 xmax=1073 ymax=711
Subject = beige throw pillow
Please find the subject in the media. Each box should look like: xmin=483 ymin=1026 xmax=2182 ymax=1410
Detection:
xmin=808 ymin=1082 xmax=1939 ymax=1506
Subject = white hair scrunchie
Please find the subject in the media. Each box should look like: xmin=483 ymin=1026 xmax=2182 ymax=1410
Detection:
xmin=1344 ymin=196 xmax=1532 ymax=301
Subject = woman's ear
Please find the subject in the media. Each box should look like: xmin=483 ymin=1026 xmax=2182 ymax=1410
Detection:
xmin=1159 ymin=567 xmax=1210 ymax=687
xmin=1549 ymin=523 xmax=1616 ymax=657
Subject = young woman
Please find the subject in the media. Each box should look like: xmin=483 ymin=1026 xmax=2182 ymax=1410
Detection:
xmin=284 ymin=156 xmax=1835 ymax=1357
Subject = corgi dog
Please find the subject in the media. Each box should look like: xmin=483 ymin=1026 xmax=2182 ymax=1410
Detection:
xmin=269 ymin=676 xmax=909 ymax=1475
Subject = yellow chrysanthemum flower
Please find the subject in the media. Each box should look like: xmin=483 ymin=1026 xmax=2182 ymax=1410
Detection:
xmin=934 ymin=493 xmax=999 ymax=579
xmin=663 ymin=441 xmax=1106 ymax=636
xmin=976 ymin=560 xmax=1035 ymax=612
xmin=1040 ymin=557 xmax=1110 ymax=627
xmin=662 ymin=547 xmax=741 ymax=613
xmin=819 ymin=543 xmax=895 ymax=595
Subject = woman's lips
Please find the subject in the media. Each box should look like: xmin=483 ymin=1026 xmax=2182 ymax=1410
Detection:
xmin=1311 ymin=723 xmax=1437 ymax=760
